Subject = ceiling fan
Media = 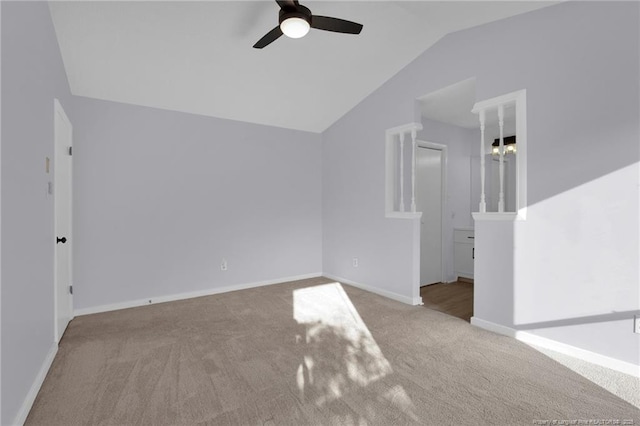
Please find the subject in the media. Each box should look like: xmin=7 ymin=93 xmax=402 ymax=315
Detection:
xmin=253 ymin=0 xmax=363 ymax=49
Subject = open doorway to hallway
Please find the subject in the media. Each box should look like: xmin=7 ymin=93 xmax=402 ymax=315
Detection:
xmin=415 ymin=78 xmax=478 ymax=322
xmin=420 ymin=280 xmax=473 ymax=322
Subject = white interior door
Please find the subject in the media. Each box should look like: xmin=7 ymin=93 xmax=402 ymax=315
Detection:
xmin=54 ymin=99 xmax=73 ymax=342
xmin=416 ymin=146 xmax=442 ymax=286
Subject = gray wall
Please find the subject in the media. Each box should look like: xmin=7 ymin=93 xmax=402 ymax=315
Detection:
xmin=1 ymin=2 xmax=74 ymax=424
xmin=70 ymin=97 xmax=322 ymax=311
xmin=322 ymin=1 xmax=639 ymax=365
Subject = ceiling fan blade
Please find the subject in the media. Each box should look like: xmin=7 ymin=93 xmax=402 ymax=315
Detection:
xmin=276 ymin=0 xmax=299 ymax=9
xmin=311 ymin=16 xmax=363 ymax=34
xmin=253 ymin=26 xmax=283 ymax=49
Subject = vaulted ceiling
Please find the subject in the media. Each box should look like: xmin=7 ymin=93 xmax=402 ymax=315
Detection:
xmin=49 ymin=1 xmax=554 ymax=133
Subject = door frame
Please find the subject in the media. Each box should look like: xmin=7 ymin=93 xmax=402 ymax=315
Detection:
xmin=53 ymin=98 xmax=74 ymax=342
xmin=416 ymin=140 xmax=447 ymax=285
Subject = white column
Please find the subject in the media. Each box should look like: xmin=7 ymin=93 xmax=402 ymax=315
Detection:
xmin=399 ymin=132 xmax=405 ymax=212
xmin=498 ymin=105 xmax=505 ymax=213
xmin=410 ymin=129 xmax=417 ymax=213
xmin=479 ymin=109 xmax=487 ymax=213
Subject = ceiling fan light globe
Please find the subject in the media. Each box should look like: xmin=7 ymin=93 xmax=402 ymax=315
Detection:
xmin=280 ymin=17 xmax=310 ymax=39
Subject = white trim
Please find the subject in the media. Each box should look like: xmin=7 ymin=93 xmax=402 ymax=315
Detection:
xmin=471 ymin=89 xmax=524 ymax=114
xmin=385 ymin=122 xmax=423 ymax=137
xmin=455 ymin=273 xmax=474 ymax=280
xmin=53 ymin=98 xmax=74 ymax=343
xmin=75 ymin=271 xmax=425 ymax=316
xmin=471 ymin=316 xmax=518 ymax=336
xmin=515 ymin=90 xmax=527 ymax=220
xmin=13 ymin=343 xmax=58 ymax=426
xmin=385 ymin=212 xmax=422 ymax=220
xmin=385 ymin=122 xmax=423 ymax=216
xmin=471 ymin=317 xmax=640 ymax=378
xmin=454 ymin=226 xmax=474 ymax=232
xmin=515 ymin=332 xmax=640 ymax=378
xmin=74 ymin=273 xmax=323 ymax=316
xmin=0 ymin=4 xmax=3 ymax=420
xmin=323 ymin=273 xmax=422 ymax=306
xmin=472 ymin=212 xmax=520 ymax=221
xmin=399 ymin=132 xmax=405 ymax=211
xmin=472 ymin=89 xmax=527 ymax=219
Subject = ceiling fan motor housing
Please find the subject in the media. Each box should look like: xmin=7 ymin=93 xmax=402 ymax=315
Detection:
xmin=279 ymin=5 xmax=312 ymax=26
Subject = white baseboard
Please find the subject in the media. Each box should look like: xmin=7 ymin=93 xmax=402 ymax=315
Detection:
xmin=455 ymin=273 xmax=474 ymax=280
xmin=471 ymin=316 xmax=640 ymax=378
xmin=323 ymin=273 xmax=421 ymax=306
xmin=13 ymin=342 xmax=58 ymax=426
xmin=74 ymin=273 xmax=323 ymax=316
xmin=471 ymin=317 xmax=517 ymax=337
xmin=75 ymin=272 xmax=423 ymax=317
xmin=515 ymin=330 xmax=640 ymax=378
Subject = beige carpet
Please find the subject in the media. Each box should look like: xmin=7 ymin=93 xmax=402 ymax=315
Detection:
xmin=27 ymin=277 xmax=640 ymax=425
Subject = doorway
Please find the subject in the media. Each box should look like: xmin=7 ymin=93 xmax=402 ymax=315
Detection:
xmin=415 ymin=78 xmax=480 ymax=321
xmin=416 ymin=142 xmax=446 ymax=286
xmin=54 ymin=99 xmax=73 ymax=342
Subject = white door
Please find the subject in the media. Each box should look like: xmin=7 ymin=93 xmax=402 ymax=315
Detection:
xmin=416 ymin=146 xmax=442 ymax=286
xmin=54 ymin=99 xmax=73 ymax=342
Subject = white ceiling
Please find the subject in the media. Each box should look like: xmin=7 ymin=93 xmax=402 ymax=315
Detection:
xmin=49 ymin=1 xmax=554 ymax=133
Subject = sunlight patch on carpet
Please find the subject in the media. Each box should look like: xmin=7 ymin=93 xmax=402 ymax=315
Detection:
xmin=292 ymin=283 xmax=394 ymax=407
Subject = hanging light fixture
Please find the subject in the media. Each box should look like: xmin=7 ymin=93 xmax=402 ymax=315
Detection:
xmin=492 ymin=135 xmax=516 ymax=155
xmin=280 ymin=16 xmax=310 ymax=38
xmin=278 ymin=6 xmax=311 ymax=39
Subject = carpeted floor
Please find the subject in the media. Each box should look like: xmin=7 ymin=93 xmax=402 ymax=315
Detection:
xmin=27 ymin=277 xmax=640 ymax=425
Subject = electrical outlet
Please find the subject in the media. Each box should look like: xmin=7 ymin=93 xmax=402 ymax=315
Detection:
xmin=352 ymin=258 xmax=359 ymax=268
xmin=634 ymin=315 xmax=640 ymax=334
xmin=221 ymin=259 xmax=228 ymax=271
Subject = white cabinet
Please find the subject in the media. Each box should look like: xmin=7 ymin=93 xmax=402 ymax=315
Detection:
xmin=454 ymin=228 xmax=474 ymax=280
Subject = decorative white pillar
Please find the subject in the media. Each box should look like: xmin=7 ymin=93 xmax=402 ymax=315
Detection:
xmin=399 ymin=132 xmax=405 ymax=212
xmin=498 ymin=105 xmax=505 ymax=213
xmin=479 ymin=109 xmax=487 ymax=213
xmin=410 ymin=129 xmax=417 ymax=212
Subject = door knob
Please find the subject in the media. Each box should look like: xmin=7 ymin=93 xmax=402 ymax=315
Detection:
xmin=56 ymin=237 xmax=67 ymax=244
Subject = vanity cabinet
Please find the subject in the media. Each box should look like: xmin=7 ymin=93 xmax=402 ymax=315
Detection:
xmin=454 ymin=228 xmax=474 ymax=280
